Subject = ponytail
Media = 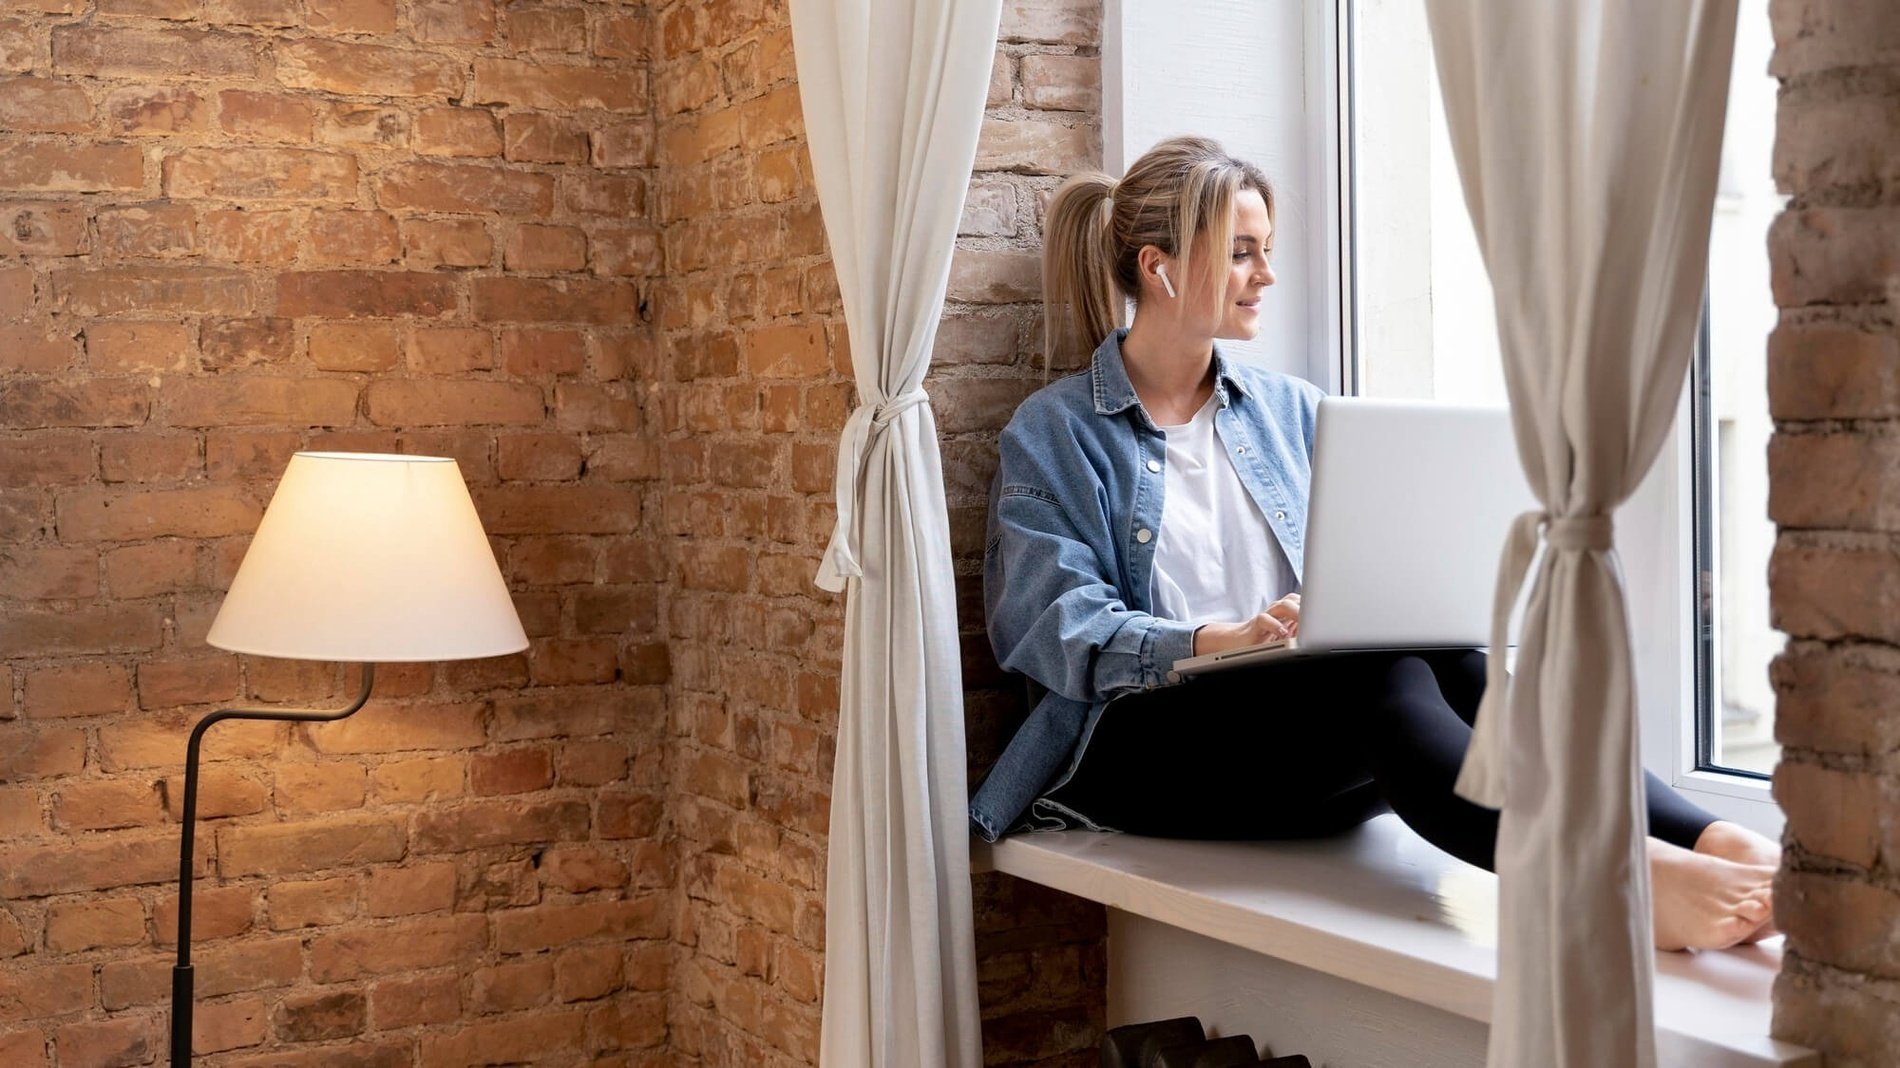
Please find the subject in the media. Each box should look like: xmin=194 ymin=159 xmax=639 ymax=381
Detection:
xmin=1041 ymin=173 xmax=1121 ymax=374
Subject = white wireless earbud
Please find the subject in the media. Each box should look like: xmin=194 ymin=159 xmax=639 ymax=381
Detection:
xmin=1156 ymin=264 xmax=1177 ymax=299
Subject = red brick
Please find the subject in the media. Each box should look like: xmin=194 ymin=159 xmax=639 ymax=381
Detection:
xmin=492 ymin=897 xmax=667 ymax=953
xmin=53 ymin=1015 xmax=164 ymax=1068
xmin=555 ymin=944 xmax=623 ymax=1001
xmin=0 ymin=201 xmax=86 ymax=256
xmin=0 ymin=605 xmax=164 ymax=658
xmin=201 ymin=209 xmax=302 ymax=264
xmin=307 ymin=700 xmax=486 ymax=755
xmin=162 ymin=147 xmax=356 ymax=202
xmin=564 ymin=173 xmax=644 ymax=216
xmin=309 ymin=210 xmax=400 ymax=266
xmin=591 ymin=121 xmax=653 ymax=168
xmin=45 ymin=896 xmax=146 ymax=953
xmin=364 ymin=861 xmax=455 ymax=917
xmin=217 ymin=88 xmax=315 ymax=141
xmin=24 ymin=661 xmax=131 ymax=719
xmin=0 ymin=1030 xmax=46 ymax=1067
xmin=370 ymin=755 xmax=466 ymax=804
xmin=0 ymin=76 xmax=87 ymax=133
xmin=0 ymin=433 xmax=92 ymax=489
xmin=0 ymin=545 xmax=97 ymax=599
xmin=276 ymin=270 xmax=458 ymax=319
xmin=0 ymin=962 xmax=92 ymax=1018
xmin=310 ymin=321 xmax=401 ymax=372
xmin=497 ymin=433 xmax=583 ymax=480
xmin=217 ymin=814 xmax=407 ymax=878
xmin=53 ymin=778 xmax=163 ymax=831
xmin=86 ymin=319 xmax=191 ymax=373
xmin=0 ymin=324 xmax=79 ymax=371
xmin=472 ymin=957 xmax=553 ymax=1013
xmin=414 ymin=106 xmax=502 ymax=157
xmin=0 ymin=379 xmax=147 ymax=429
xmin=1000 ymin=0 xmax=1099 ymax=44
xmin=1770 ymin=208 xmax=1900 ymax=307
xmin=52 ymin=23 xmax=258 ymax=79
xmin=136 ymin=654 xmax=239 ymax=709
xmin=0 ymin=831 xmax=182 ymax=897
xmin=276 ymin=38 xmax=462 ymax=98
xmin=376 ymin=160 xmax=555 ymax=216
xmin=153 ymin=884 xmax=253 ymax=947
xmin=472 ymin=57 xmax=643 ymax=111
xmin=268 ymin=877 xmax=358 ymax=931
xmin=307 ymin=0 xmax=395 ymax=33
xmin=509 ymin=4 xmax=585 ymax=52
xmin=370 ymin=971 xmax=460 ymax=1029
xmin=105 ymin=540 xmax=198 ymax=598
xmin=364 ymin=379 xmax=542 ymax=426
xmin=418 ymin=1012 xmax=587 ymax=1066
xmin=187 ymin=995 xmax=266 ymax=1055
xmin=593 ymin=13 xmax=646 ymax=59
xmin=309 ymin=913 xmax=486 ymax=981
xmin=410 ymin=796 xmax=589 ymax=852
xmin=105 ymin=84 xmax=209 ymax=136
xmin=402 ymin=218 xmax=494 ymax=269
xmin=558 ymin=739 xmax=630 ymax=787
xmin=473 ymin=484 xmax=642 ymax=534
xmin=504 ymin=111 xmax=588 ymax=163
xmin=49 ymin=266 xmax=255 ymax=317
xmin=0 ymin=141 xmax=143 ymax=193
xmin=501 ymin=326 xmax=588 ymax=376
xmin=274 ymin=761 xmax=367 ymax=815
xmin=506 ymin=223 xmax=588 ymax=272
xmin=155 ymin=376 xmax=359 ymax=429
xmin=407 ymin=325 xmax=492 ymax=373
xmin=540 ymin=845 xmax=628 ymax=893
xmin=470 ymin=746 xmax=554 ymax=795
xmin=411 ymin=0 xmax=496 ymax=44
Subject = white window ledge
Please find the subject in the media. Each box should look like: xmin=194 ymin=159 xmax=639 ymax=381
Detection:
xmin=972 ymin=814 xmax=1817 ymax=1068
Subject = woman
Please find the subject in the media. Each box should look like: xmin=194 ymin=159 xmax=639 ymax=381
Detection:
xmin=969 ymin=135 xmax=1779 ymax=952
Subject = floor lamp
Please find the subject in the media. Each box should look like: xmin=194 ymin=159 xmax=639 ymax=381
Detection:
xmin=170 ymin=452 xmax=528 ymax=1065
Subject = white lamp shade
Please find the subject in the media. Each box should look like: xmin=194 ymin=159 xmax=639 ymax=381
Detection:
xmin=206 ymin=452 xmax=529 ymax=663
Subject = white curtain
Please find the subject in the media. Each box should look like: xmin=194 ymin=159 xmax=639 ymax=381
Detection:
xmin=789 ymin=0 xmax=1000 ymax=1064
xmin=1424 ymin=2 xmax=1737 ymax=1064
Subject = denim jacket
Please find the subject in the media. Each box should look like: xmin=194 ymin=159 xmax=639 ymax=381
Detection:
xmin=969 ymin=329 xmax=1324 ymax=841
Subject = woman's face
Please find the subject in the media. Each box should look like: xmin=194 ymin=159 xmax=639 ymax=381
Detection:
xmin=1210 ymin=188 xmax=1276 ymax=341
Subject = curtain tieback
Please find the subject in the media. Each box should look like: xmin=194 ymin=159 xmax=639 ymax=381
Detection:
xmin=813 ymin=388 xmax=932 ymax=592
xmin=1454 ymin=508 xmax=1615 ymax=809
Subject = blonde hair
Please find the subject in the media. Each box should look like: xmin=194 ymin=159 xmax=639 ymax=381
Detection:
xmin=1041 ymin=135 xmax=1275 ymax=368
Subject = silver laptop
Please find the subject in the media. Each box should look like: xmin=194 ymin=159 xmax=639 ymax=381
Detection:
xmin=1172 ymin=396 xmax=1538 ymax=676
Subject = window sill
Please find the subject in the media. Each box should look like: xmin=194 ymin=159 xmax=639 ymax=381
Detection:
xmin=972 ymin=814 xmax=1817 ymax=1067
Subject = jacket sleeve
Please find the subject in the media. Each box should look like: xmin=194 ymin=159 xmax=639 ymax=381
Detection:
xmin=984 ymin=420 xmax=1197 ymax=705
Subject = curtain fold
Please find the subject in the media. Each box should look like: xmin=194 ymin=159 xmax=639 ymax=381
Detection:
xmin=787 ymin=1 xmax=1001 ymax=1064
xmin=1423 ymin=1 xmax=1738 ymax=1064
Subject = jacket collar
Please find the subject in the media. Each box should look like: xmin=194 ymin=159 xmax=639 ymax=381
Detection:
xmin=1089 ymin=328 xmax=1249 ymax=422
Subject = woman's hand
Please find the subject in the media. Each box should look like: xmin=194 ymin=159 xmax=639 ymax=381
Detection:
xmin=1192 ymin=595 xmax=1300 ymax=657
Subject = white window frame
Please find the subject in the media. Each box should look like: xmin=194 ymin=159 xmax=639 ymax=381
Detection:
xmin=1104 ymin=0 xmax=1781 ymax=837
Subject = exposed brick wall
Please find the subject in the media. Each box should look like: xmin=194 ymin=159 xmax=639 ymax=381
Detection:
xmin=0 ymin=1 xmax=669 ymax=1063
xmin=1 ymin=0 xmax=1112 ymax=1063
xmin=649 ymin=0 xmax=1108 ymax=1065
xmin=1767 ymin=0 xmax=1900 ymax=1062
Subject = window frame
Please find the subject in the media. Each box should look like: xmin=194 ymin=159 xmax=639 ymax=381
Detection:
xmin=1326 ymin=1 xmax=1783 ymax=835
xmin=1102 ymin=0 xmax=1782 ymax=837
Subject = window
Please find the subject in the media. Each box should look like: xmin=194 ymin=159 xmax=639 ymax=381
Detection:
xmin=1343 ymin=1 xmax=1782 ymax=831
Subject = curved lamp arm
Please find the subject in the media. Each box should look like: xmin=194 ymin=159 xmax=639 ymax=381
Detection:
xmin=170 ymin=663 xmax=376 ymax=1067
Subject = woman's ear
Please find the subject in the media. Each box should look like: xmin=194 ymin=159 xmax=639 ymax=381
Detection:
xmin=1137 ymin=245 xmax=1175 ymax=300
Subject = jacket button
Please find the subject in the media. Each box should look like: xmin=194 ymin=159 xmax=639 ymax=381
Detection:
xmin=1275 ymin=510 xmax=1287 ymax=521
xmin=1135 ymin=528 xmax=1153 ymax=544
xmin=1146 ymin=459 xmax=1161 ymax=473
xmin=1165 ymin=670 xmax=1182 ymax=684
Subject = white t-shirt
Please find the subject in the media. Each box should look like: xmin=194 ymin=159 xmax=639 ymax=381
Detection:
xmin=1150 ymin=393 xmax=1298 ymax=624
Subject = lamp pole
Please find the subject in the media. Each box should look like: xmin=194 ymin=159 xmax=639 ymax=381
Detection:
xmin=170 ymin=664 xmax=377 ymax=1067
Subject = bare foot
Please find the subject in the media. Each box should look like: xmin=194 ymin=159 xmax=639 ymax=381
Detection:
xmin=1647 ymin=838 xmax=1775 ymax=951
xmin=1692 ymin=821 xmax=1783 ymax=942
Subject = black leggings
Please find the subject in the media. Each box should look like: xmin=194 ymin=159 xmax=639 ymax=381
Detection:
xmin=1041 ymin=649 xmax=1717 ymax=872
